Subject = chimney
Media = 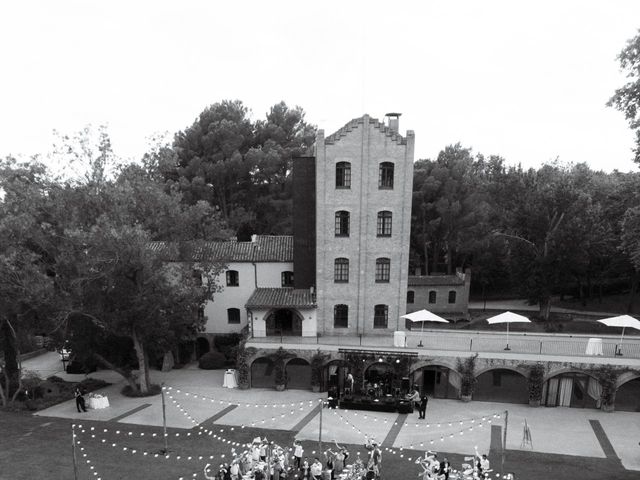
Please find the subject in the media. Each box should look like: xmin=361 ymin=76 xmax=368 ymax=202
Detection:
xmin=251 ymin=234 xmax=258 ymax=243
xmin=385 ymin=112 xmax=401 ymax=132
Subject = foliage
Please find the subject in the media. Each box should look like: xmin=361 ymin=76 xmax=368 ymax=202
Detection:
xmin=310 ymin=350 xmax=329 ymax=387
xmin=590 ymin=365 xmax=621 ymax=408
xmin=214 ymin=333 xmax=242 ymax=366
xmin=171 ymin=100 xmax=316 ymax=236
xmin=236 ymin=343 xmax=257 ymax=389
xmin=608 ymin=29 xmax=640 ymax=164
xmin=456 ymin=354 xmax=478 ymax=397
xmin=527 ymin=363 xmax=546 ymax=401
xmin=267 ymin=347 xmax=295 ymax=387
xmin=198 ymin=351 xmax=227 ymax=370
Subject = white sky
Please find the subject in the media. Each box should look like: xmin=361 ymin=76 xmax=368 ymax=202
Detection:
xmin=1 ymin=0 xmax=639 ymax=172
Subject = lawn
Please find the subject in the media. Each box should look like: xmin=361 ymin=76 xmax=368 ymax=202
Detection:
xmin=0 ymin=410 xmax=637 ymax=480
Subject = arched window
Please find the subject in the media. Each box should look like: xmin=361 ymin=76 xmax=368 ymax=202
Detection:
xmin=281 ymin=271 xmax=294 ymax=287
xmin=334 ymin=304 xmax=348 ymax=328
xmin=375 ymin=258 xmax=390 ymax=283
xmin=448 ymin=290 xmax=457 ymax=304
xmin=334 ymin=258 xmax=349 ymax=283
xmin=374 ymin=304 xmax=388 ymax=328
xmin=226 ymin=270 xmax=239 ymax=287
xmin=378 ymin=162 xmax=394 ymax=189
xmin=377 ymin=211 xmax=392 ymax=237
xmin=407 ymin=290 xmax=415 ymax=304
xmin=335 ymin=211 xmax=350 ymax=237
xmin=227 ymin=308 xmax=240 ymax=324
xmin=428 ymin=291 xmax=437 ymax=304
xmin=336 ymin=162 xmax=351 ymax=188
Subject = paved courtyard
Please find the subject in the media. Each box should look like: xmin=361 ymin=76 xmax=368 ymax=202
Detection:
xmin=23 ymin=352 xmax=640 ymax=473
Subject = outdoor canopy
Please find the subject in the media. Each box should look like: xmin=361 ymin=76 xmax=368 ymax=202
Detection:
xmin=486 ymin=311 xmax=531 ymax=350
xmin=400 ymin=309 xmax=449 ymax=334
xmin=597 ymin=315 xmax=640 ymax=355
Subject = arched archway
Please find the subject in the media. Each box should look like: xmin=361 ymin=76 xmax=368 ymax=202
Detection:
xmin=251 ymin=357 xmax=275 ymax=388
xmin=286 ymin=358 xmax=312 ymax=390
xmin=542 ymin=371 xmax=599 ymax=408
xmin=195 ymin=337 xmax=210 ymax=359
xmin=474 ymin=368 xmax=528 ymax=404
xmin=265 ymin=309 xmax=303 ymax=336
xmin=411 ymin=364 xmax=460 ymax=399
xmin=616 ymin=376 xmax=640 ymax=412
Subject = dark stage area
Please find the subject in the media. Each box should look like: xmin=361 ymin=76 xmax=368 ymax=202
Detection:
xmin=338 ymin=394 xmax=414 ymax=413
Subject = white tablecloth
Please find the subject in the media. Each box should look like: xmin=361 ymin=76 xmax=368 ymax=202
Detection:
xmin=87 ymin=395 xmax=110 ymax=409
xmin=585 ymin=337 xmax=603 ymax=355
xmin=223 ymin=370 xmax=238 ymax=388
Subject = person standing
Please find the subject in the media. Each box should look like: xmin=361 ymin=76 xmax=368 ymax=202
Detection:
xmin=419 ymin=393 xmax=429 ymax=419
xmin=74 ymin=386 xmax=87 ymax=413
xmin=406 ymin=386 xmax=420 ymax=412
xmin=294 ymin=440 xmax=304 ymax=469
xmin=311 ymin=457 xmax=323 ymax=480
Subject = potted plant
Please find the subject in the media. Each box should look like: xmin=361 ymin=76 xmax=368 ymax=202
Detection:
xmin=528 ymin=363 xmax=545 ymax=407
xmin=310 ymin=350 xmax=328 ymax=393
xmin=268 ymin=347 xmax=294 ymax=391
xmin=456 ymin=354 xmax=477 ymax=402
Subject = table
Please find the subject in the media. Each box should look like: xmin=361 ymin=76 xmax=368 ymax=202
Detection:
xmin=87 ymin=395 xmax=110 ymax=409
xmin=585 ymin=337 xmax=603 ymax=356
xmin=223 ymin=369 xmax=238 ymax=388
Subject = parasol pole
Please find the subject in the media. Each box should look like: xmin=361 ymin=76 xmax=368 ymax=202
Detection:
xmin=504 ymin=322 xmax=511 ymax=351
xmin=618 ymin=327 xmax=626 ymax=355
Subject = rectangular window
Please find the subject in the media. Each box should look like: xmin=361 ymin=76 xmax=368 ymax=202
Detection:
xmin=375 ymin=258 xmax=390 ymax=283
xmin=407 ymin=291 xmax=415 ymax=303
xmin=281 ymin=271 xmax=294 ymax=287
xmin=227 ymin=308 xmax=241 ymax=324
xmin=377 ymin=211 xmax=392 ymax=237
xmin=226 ymin=270 xmax=239 ymax=287
xmin=334 ymin=258 xmax=349 ymax=283
xmin=334 ymin=305 xmax=348 ymax=328
xmin=335 ymin=211 xmax=350 ymax=237
xmin=379 ymin=162 xmax=394 ymax=189
xmin=336 ymin=162 xmax=351 ymax=188
xmin=374 ymin=304 xmax=388 ymax=328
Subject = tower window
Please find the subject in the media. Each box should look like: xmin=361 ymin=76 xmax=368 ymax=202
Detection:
xmin=334 ymin=258 xmax=349 ymax=283
xmin=334 ymin=304 xmax=348 ymax=328
xmin=336 ymin=162 xmax=351 ymax=188
xmin=282 ymin=271 xmax=294 ymax=287
xmin=226 ymin=270 xmax=239 ymax=287
xmin=335 ymin=211 xmax=350 ymax=237
xmin=374 ymin=304 xmax=388 ymax=328
xmin=227 ymin=308 xmax=240 ymax=324
xmin=407 ymin=290 xmax=415 ymax=304
xmin=428 ymin=291 xmax=437 ymax=304
xmin=448 ymin=290 xmax=457 ymax=304
xmin=375 ymin=258 xmax=390 ymax=283
xmin=377 ymin=211 xmax=392 ymax=236
xmin=379 ymin=162 xmax=394 ymax=189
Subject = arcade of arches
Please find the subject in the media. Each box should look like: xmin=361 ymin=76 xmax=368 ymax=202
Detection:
xmin=265 ymin=309 xmax=303 ymax=336
xmin=244 ymin=351 xmax=639 ymax=411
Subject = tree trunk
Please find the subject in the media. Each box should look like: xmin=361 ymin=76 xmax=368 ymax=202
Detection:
xmin=93 ymin=353 xmax=139 ymax=392
xmin=431 ymin=241 xmax=440 ymax=274
xmin=0 ymin=316 xmax=20 ymax=397
xmin=131 ymin=328 xmax=149 ymax=394
xmin=423 ymin=240 xmax=429 ymax=276
xmin=539 ymin=297 xmax=551 ymax=321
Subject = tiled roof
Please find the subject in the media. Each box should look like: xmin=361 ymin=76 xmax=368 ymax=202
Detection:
xmin=148 ymin=235 xmax=292 ymax=263
xmin=408 ymin=275 xmax=465 ymax=287
xmin=245 ymin=288 xmax=317 ymax=309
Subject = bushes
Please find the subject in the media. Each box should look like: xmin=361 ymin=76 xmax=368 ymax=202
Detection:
xmin=198 ymin=351 xmax=227 ymax=370
xmin=214 ymin=334 xmax=242 ymax=367
xmin=121 ymin=383 xmax=162 ymax=397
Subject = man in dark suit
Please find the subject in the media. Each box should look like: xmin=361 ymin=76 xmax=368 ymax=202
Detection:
xmin=419 ymin=393 xmax=428 ymax=419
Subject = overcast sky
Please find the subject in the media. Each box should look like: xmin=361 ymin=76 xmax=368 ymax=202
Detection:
xmin=1 ymin=1 xmax=639 ymax=172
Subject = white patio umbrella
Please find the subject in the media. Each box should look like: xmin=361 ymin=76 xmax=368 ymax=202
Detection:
xmin=486 ymin=311 xmax=531 ymax=351
xmin=400 ymin=309 xmax=449 ymax=334
xmin=597 ymin=315 xmax=640 ymax=355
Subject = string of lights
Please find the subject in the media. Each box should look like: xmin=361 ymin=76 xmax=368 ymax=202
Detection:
xmin=164 ymin=386 xmax=319 ymax=409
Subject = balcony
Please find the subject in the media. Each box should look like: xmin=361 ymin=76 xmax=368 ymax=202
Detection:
xmin=247 ymin=329 xmax=640 ymax=366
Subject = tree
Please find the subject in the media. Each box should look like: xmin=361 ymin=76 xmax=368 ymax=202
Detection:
xmin=608 ymin=29 xmax=640 ymax=164
xmin=0 ymin=158 xmax=57 ymax=404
